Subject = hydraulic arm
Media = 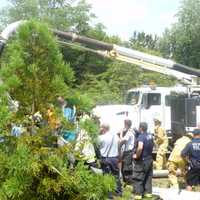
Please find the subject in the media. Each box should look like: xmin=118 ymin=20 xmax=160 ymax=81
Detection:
xmin=1 ymin=21 xmax=200 ymax=85
xmin=53 ymin=30 xmax=200 ymax=85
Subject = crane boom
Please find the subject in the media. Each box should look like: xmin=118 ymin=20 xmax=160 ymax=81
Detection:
xmin=53 ymin=30 xmax=200 ymax=85
xmin=1 ymin=21 xmax=200 ymax=85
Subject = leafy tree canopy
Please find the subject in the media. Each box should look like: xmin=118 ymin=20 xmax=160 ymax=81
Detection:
xmin=0 ymin=0 xmax=94 ymax=33
xmin=159 ymin=0 xmax=200 ymax=68
xmin=129 ymin=31 xmax=159 ymax=53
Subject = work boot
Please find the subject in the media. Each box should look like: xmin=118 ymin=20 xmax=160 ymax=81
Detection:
xmin=134 ymin=195 xmax=142 ymax=199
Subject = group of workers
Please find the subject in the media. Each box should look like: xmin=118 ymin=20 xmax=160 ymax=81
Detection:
xmin=46 ymin=97 xmax=153 ymax=199
xmin=154 ymin=119 xmax=200 ymax=192
xmin=168 ymin=128 xmax=200 ymax=191
xmin=98 ymin=119 xmax=153 ymax=199
xmin=96 ymin=116 xmax=200 ymax=199
xmin=19 ymin=96 xmax=200 ymax=199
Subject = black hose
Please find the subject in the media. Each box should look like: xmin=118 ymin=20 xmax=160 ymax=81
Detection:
xmin=52 ymin=30 xmax=113 ymax=51
xmin=173 ymin=63 xmax=200 ymax=77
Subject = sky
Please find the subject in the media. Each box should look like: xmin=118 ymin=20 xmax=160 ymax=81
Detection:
xmin=0 ymin=0 xmax=181 ymax=40
xmin=87 ymin=0 xmax=181 ymax=39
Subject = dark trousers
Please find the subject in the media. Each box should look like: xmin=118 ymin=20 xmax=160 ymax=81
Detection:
xmin=122 ymin=150 xmax=133 ymax=184
xmin=186 ymin=167 xmax=200 ymax=186
xmin=101 ymin=157 xmax=122 ymax=194
xmin=133 ymin=158 xmax=153 ymax=196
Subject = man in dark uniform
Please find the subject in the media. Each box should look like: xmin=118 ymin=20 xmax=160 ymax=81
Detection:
xmin=132 ymin=122 xmax=154 ymax=199
xmin=181 ymin=128 xmax=200 ymax=191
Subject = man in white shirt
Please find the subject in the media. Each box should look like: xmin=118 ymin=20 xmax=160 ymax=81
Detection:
xmin=99 ymin=123 xmax=122 ymax=198
xmin=119 ymin=119 xmax=135 ymax=184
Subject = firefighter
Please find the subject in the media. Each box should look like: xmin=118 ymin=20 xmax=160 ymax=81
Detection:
xmin=167 ymin=132 xmax=193 ymax=188
xmin=154 ymin=116 xmax=168 ymax=170
xmin=181 ymin=129 xmax=200 ymax=191
xmin=132 ymin=122 xmax=154 ymax=199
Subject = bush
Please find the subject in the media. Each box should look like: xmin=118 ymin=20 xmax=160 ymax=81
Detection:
xmin=0 ymin=20 xmax=115 ymax=200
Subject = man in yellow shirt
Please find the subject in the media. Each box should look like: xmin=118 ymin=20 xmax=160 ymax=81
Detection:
xmin=154 ymin=117 xmax=168 ymax=170
xmin=168 ymin=133 xmax=193 ymax=188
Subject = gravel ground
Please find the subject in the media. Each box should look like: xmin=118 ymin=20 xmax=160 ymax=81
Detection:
xmin=110 ymin=177 xmax=200 ymax=200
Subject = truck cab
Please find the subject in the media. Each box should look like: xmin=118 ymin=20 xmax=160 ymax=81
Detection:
xmin=93 ymin=85 xmax=189 ymax=136
xmin=126 ymin=86 xmax=188 ymax=134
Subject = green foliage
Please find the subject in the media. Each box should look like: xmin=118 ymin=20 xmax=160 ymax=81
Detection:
xmin=0 ymin=0 xmax=94 ymax=32
xmin=0 ymin=100 xmax=13 ymax=134
xmin=0 ymin=20 xmax=115 ymax=200
xmin=79 ymin=74 xmax=121 ymax=104
xmin=129 ymin=31 xmax=160 ymax=53
xmin=1 ymin=20 xmax=74 ymax=118
xmin=0 ymin=135 xmax=115 ymax=200
xmin=66 ymin=90 xmax=95 ymax=112
xmin=86 ymin=23 xmax=122 ymax=44
xmin=137 ymin=71 xmax=176 ymax=87
xmin=80 ymin=60 xmax=176 ymax=105
xmin=0 ymin=0 xmax=177 ymax=107
xmin=79 ymin=118 xmax=99 ymax=144
xmin=77 ymin=29 xmax=175 ymax=105
xmin=159 ymin=0 xmax=200 ymax=68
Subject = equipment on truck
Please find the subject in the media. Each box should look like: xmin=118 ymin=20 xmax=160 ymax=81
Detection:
xmin=1 ymin=21 xmax=200 ymax=144
xmin=52 ymin=29 xmax=200 ymax=141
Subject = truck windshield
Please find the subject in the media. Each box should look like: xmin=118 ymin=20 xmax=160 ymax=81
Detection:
xmin=126 ymin=91 xmax=140 ymax=105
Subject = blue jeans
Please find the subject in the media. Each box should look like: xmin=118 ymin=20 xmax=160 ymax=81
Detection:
xmin=101 ymin=157 xmax=122 ymax=194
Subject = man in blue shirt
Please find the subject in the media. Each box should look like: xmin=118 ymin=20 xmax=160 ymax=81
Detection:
xmin=181 ymin=129 xmax=200 ymax=191
xmin=132 ymin=122 xmax=154 ymax=200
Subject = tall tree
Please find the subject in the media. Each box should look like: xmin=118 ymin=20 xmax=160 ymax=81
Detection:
xmin=0 ymin=20 xmax=74 ymax=118
xmin=129 ymin=31 xmax=159 ymax=53
xmin=159 ymin=0 xmax=200 ymax=68
xmin=0 ymin=0 xmax=93 ymax=33
xmin=0 ymin=21 xmax=114 ymax=200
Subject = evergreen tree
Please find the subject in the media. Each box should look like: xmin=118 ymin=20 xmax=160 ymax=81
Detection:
xmin=0 ymin=20 xmax=114 ymax=200
xmin=1 ymin=20 xmax=74 ymax=119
